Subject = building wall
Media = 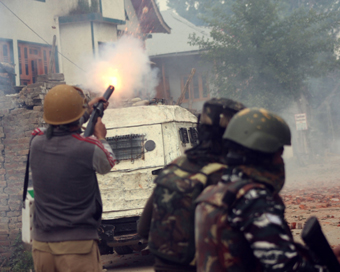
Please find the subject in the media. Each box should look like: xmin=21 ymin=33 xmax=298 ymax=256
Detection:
xmin=59 ymin=21 xmax=93 ymax=85
xmin=0 ymin=0 xmax=128 ymax=86
xmin=101 ymin=0 xmax=125 ymax=21
xmin=0 ymin=0 xmax=76 ymax=85
xmin=152 ymin=54 xmax=212 ymax=112
xmin=93 ymin=22 xmax=118 ymax=53
xmin=0 ymin=75 xmax=64 ymax=258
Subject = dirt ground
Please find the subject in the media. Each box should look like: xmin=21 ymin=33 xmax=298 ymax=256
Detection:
xmin=283 ymin=155 xmax=340 ymax=247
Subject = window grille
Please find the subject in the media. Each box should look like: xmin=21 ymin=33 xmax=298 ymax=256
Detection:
xmin=106 ymin=134 xmax=145 ymax=162
xmin=189 ymin=127 xmax=199 ymax=146
xmin=179 ymin=128 xmax=189 ymax=144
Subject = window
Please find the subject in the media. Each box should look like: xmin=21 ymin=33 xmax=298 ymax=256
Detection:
xmin=179 ymin=127 xmax=199 ymax=146
xmin=98 ymin=42 xmax=116 ymax=58
xmin=0 ymin=41 xmax=11 ymax=63
xmin=18 ymin=42 xmax=56 ymax=85
xmin=18 ymin=46 xmax=22 ymax=75
xmin=106 ymin=134 xmax=145 ymax=162
xmin=181 ymin=73 xmax=210 ymax=102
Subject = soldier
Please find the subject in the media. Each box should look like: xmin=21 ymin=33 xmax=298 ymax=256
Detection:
xmin=195 ymin=108 xmax=340 ymax=272
xmin=138 ymin=98 xmax=245 ymax=272
xmin=29 ymin=85 xmax=116 ymax=272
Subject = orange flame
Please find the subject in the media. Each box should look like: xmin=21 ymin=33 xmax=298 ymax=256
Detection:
xmin=100 ymin=67 xmax=122 ymax=92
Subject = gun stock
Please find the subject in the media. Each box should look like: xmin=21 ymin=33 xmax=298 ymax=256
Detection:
xmin=84 ymin=85 xmax=114 ymax=137
xmin=302 ymin=216 xmax=340 ymax=272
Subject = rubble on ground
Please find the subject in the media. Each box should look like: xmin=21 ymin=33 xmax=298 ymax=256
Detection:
xmin=282 ymin=175 xmax=340 ymax=247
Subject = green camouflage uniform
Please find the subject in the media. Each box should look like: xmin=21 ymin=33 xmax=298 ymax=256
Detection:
xmin=137 ymin=98 xmax=245 ymax=272
xmin=195 ymin=159 xmax=327 ymax=272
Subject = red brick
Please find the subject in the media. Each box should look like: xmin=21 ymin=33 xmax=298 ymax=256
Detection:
xmin=2 ymin=139 xmax=18 ymax=145
xmin=3 ymin=188 xmax=20 ymax=195
xmin=0 ymin=206 xmax=9 ymax=212
xmin=10 ymin=108 xmax=26 ymax=115
xmin=6 ymin=169 xmax=24 ymax=176
xmin=17 ymin=138 xmax=30 ymax=144
xmin=9 ymin=204 xmax=20 ymax=211
xmin=7 ymin=182 xmax=24 ymax=189
xmin=7 ymin=211 xmax=20 ymax=217
xmin=10 ymin=229 xmax=19 ymax=235
xmin=0 ymin=241 xmax=10 ymax=246
xmin=9 ymin=195 xmax=21 ymax=201
xmin=0 ymin=224 xmax=8 ymax=232
xmin=7 ymin=175 xmax=24 ymax=181
xmin=0 ymin=217 xmax=9 ymax=223
xmin=8 ymin=217 xmax=17 ymax=223
xmin=0 ymin=248 xmax=11 ymax=255
xmin=0 ymin=230 xmax=9 ymax=235
xmin=17 ymin=149 xmax=29 ymax=156
xmin=0 ymin=235 xmax=8 ymax=241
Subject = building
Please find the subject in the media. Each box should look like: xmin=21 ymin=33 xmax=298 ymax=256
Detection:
xmin=0 ymin=0 xmax=170 ymax=260
xmin=146 ymin=9 xmax=211 ymax=111
xmin=0 ymin=0 xmax=170 ymax=88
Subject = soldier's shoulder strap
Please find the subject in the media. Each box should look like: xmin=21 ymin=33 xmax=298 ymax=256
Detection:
xmin=196 ymin=179 xmax=266 ymax=209
xmin=23 ymin=128 xmax=45 ymax=207
xmin=200 ymin=162 xmax=227 ymax=175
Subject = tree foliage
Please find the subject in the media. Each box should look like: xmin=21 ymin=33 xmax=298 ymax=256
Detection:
xmin=170 ymin=0 xmax=340 ymax=111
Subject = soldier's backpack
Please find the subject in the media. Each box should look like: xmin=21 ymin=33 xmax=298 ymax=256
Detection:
xmin=148 ymin=155 xmax=227 ymax=265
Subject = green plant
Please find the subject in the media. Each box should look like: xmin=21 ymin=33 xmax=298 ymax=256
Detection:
xmin=1 ymin=232 xmax=34 ymax=272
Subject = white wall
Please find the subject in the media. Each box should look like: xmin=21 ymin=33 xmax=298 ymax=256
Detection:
xmin=101 ymin=0 xmax=125 ymax=21
xmin=0 ymin=0 xmax=77 ymax=85
xmin=93 ymin=23 xmax=118 ymax=49
xmin=59 ymin=22 xmax=93 ymax=85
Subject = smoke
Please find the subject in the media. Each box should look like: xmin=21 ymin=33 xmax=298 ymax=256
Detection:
xmin=81 ymin=35 xmax=159 ymax=104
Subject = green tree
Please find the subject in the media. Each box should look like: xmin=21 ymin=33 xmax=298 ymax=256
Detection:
xmin=189 ymin=0 xmax=340 ymax=110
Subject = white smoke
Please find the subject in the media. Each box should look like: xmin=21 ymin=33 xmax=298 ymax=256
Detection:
xmin=82 ymin=35 xmax=159 ymax=102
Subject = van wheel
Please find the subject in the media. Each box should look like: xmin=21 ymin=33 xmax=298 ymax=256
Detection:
xmin=114 ymin=246 xmax=133 ymax=255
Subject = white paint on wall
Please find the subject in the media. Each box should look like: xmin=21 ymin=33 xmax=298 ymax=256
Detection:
xmin=101 ymin=0 xmax=125 ymax=21
xmin=59 ymin=21 xmax=93 ymax=85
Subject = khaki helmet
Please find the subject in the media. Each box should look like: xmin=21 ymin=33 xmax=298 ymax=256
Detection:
xmin=200 ymin=98 xmax=246 ymax=128
xmin=43 ymin=84 xmax=86 ymax=125
xmin=223 ymin=108 xmax=291 ymax=153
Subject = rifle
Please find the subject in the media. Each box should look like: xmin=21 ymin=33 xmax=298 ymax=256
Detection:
xmin=302 ymin=216 xmax=340 ymax=272
xmin=84 ymin=85 xmax=115 ymax=137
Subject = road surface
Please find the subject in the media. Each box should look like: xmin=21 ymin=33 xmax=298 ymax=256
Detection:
xmin=102 ymin=251 xmax=154 ymax=272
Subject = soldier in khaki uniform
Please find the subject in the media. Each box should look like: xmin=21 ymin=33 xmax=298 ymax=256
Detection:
xmin=195 ymin=108 xmax=340 ymax=272
xmin=138 ymin=98 xmax=245 ymax=272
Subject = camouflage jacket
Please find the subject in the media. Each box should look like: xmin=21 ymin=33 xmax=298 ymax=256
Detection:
xmin=195 ymin=164 xmax=328 ymax=272
xmin=138 ymin=154 xmax=226 ymax=270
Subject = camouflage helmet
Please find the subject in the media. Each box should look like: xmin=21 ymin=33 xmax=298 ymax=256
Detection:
xmin=200 ymin=98 xmax=246 ymax=128
xmin=223 ymin=108 xmax=291 ymax=153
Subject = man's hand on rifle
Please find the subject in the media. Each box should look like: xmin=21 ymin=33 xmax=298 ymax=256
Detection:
xmin=93 ymin=117 xmax=107 ymax=140
xmin=87 ymin=96 xmax=109 ymax=115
